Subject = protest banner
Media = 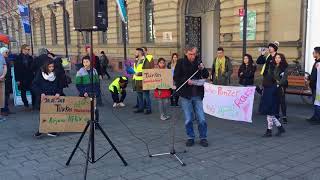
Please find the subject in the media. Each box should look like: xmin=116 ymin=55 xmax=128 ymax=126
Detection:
xmin=39 ymin=96 xmax=91 ymax=133
xmin=142 ymin=69 xmax=173 ymax=90
xmin=0 ymin=82 xmax=4 ymax=108
xmin=203 ymin=83 xmax=256 ymax=123
xmin=11 ymin=67 xmax=32 ymax=106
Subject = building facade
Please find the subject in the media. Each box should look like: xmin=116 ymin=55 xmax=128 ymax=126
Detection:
xmin=0 ymin=0 xmax=307 ymax=70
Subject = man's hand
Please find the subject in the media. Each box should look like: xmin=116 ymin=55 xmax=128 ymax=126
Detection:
xmin=84 ymin=92 xmax=89 ymax=97
xmin=41 ymin=93 xmax=46 ymax=101
xmin=188 ymin=80 xmax=193 ymax=85
xmin=261 ymin=48 xmax=267 ymax=56
xmin=240 ymin=72 xmax=244 ymax=76
xmin=55 ymin=93 xmax=60 ymax=99
xmin=198 ymin=63 xmax=205 ymax=70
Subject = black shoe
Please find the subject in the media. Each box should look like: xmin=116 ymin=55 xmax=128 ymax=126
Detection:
xmin=262 ymin=129 xmax=272 ymax=137
xmin=186 ymin=139 xmax=195 ymax=147
xmin=133 ymin=105 xmax=138 ymax=109
xmin=134 ymin=110 xmax=144 ymax=113
xmin=200 ymin=139 xmax=209 ymax=147
xmin=275 ymin=126 xmax=286 ymax=137
xmin=33 ymin=132 xmax=43 ymax=138
xmin=283 ymin=117 xmax=288 ymax=124
xmin=144 ymin=110 xmax=152 ymax=115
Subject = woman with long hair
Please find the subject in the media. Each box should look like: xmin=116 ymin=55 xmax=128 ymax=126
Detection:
xmin=238 ymin=54 xmax=256 ymax=86
xmin=167 ymin=53 xmax=179 ymax=106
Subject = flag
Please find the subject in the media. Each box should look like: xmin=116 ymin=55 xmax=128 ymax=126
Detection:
xmin=17 ymin=5 xmax=31 ymax=34
xmin=116 ymin=0 xmax=128 ymax=23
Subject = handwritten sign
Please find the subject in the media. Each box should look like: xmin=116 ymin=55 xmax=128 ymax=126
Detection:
xmin=203 ymin=83 xmax=256 ymax=123
xmin=142 ymin=69 xmax=173 ymax=90
xmin=0 ymin=82 xmax=4 ymax=108
xmin=39 ymin=96 xmax=91 ymax=133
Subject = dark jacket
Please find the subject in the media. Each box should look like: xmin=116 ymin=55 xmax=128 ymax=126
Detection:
xmin=256 ymin=53 xmax=276 ymax=76
xmin=4 ymin=57 xmax=12 ymax=94
xmin=32 ymin=72 xmax=62 ymax=96
xmin=211 ymin=56 xmax=233 ymax=85
xmin=32 ymin=54 xmax=49 ymax=74
xmin=238 ymin=64 xmax=256 ymax=86
xmin=271 ymin=66 xmax=288 ymax=88
xmin=14 ymin=53 xmax=35 ymax=90
xmin=259 ymin=85 xmax=280 ymax=115
xmin=310 ymin=59 xmax=320 ymax=92
xmin=173 ymin=56 xmax=209 ymax=99
xmin=53 ymin=57 xmax=69 ymax=89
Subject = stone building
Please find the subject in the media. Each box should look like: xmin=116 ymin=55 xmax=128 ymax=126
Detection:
xmin=0 ymin=0 xmax=307 ymax=70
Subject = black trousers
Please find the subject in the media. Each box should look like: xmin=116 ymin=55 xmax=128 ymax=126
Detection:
xmin=111 ymin=90 xmax=126 ymax=103
xmin=21 ymin=89 xmax=36 ymax=108
xmin=103 ymin=66 xmax=111 ymax=79
xmin=278 ymin=87 xmax=287 ymax=118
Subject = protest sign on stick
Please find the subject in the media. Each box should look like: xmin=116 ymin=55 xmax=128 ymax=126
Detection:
xmin=142 ymin=69 xmax=173 ymax=90
xmin=203 ymin=83 xmax=256 ymax=123
xmin=39 ymin=96 xmax=91 ymax=133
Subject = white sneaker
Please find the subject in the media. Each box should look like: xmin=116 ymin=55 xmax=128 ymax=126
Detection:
xmin=118 ymin=102 xmax=126 ymax=107
xmin=113 ymin=103 xmax=118 ymax=108
xmin=160 ymin=115 xmax=170 ymax=121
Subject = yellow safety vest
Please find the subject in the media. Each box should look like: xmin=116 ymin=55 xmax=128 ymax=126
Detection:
xmin=146 ymin=54 xmax=153 ymax=62
xmin=109 ymin=77 xmax=127 ymax=92
xmin=133 ymin=59 xmax=145 ymax=81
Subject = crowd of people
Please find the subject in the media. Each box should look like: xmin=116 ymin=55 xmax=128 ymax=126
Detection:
xmin=0 ymin=42 xmax=320 ymax=148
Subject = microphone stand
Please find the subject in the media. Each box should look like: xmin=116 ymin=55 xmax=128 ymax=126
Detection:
xmin=149 ymin=69 xmax=200 ymax=166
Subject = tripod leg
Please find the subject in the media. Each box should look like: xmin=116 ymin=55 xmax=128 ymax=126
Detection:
xmin=66 ymin=122 xmax=90 ymax=166
xmin=84 ymin=122 xmax=92 ymax=180
xmin=96 ymin=123 xmax=128 ymax=166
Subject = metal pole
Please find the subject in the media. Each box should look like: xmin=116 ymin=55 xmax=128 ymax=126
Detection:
xmin=27 ymin=4 xmax=34 ymax=55
xmin=62 ymin=0 xmax=68 ymax=57
xmin=242 ymin=0 xmax=248 ymax=57
xmin=122 ymin=1 xmax=127 ymax=62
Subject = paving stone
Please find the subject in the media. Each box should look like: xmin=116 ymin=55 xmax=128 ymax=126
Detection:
xmin=232 ymin=172 xmax=264 ymax=180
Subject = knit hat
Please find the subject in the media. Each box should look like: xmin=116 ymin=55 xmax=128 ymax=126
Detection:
xmin=0 ymin=47 xmax=9 ymax=54
xmin=268 ymin=41 xmax=280 ymax=51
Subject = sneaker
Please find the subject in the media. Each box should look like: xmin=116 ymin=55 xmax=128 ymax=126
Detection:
xmin=282 ymin=117 xmax=288 ymax=124
xmin=33 ymin=131 xmax=42 ymax=138
xmin=200 ymin=139 xmax=209 ymax=147
xmin=186 ymin=139 xmax=195 ymax=147
xmin=160 ymin=115 xmax=170 ymax=121
xmin=47 ymin=133 xmax=58 ymax=137
xmin=113 ymin=103 xmax=118 ymax=108
xmin=118 ymin=102 xmax=126 ymax=107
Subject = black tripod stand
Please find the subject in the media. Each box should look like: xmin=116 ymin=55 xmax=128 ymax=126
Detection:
xmin=149 ymin=70 xmax=200 ymax=166
xmin=65 ymin=31 xmax=127 ymax=180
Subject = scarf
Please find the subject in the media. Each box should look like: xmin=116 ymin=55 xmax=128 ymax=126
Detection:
xmin=215 ymin=56 xmax=226 ymax=78
xmin=42 ymin=72 xmax=56 ymax=82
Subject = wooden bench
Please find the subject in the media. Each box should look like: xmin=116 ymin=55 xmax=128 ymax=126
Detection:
xmin=285 ymin=75 xmax=312 ymax=96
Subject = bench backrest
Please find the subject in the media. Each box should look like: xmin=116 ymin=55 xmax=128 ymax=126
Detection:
xmin=288 ymin=76 xmax=306 ymax=87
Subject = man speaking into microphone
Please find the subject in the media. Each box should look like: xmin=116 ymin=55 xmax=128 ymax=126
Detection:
xmin=174 ymin=45 xmax=209 ymax=147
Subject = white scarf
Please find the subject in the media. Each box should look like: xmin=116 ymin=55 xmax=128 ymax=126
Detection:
xmin=315 ymin=62 xmax=320 ymax=106
xmin=42 ymin=72 xmax=56 ymax=82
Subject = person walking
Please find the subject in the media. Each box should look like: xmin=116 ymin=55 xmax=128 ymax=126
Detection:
xmin=32 ymin=59 xmax=61 ymax=137
xmin=167 ymin=53 xmax=179 ymax=106
xmin=14 ymin=44 xmax=36 ymax=110
xmin=155 ymin=58 xmax=171 ymax=121
xmin=270 ymin=53 xmax=289 ymax=124
xmin=174 ymin=45 xmax=209 ymax=147
xmin=307 ymin=47 xmax=320 ymax=125
xmin=238 ymin=54 xmax=256 ymax=86
xmin=99 ymin=51 xmax=111 ymax=79
xmin=133 ymin=48 xmax=153 ymax=114
xmin=211 ymin=47 xmax=233 ymax=85
xmin=258 ymin=75 xmax=286 ymax=137
xmin=257 ymin=41 xmax=279 ymax=76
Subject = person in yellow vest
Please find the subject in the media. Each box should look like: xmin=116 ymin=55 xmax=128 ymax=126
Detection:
xmin=109 ymin=76 xmax=128 ymax=108
xmin=142 ymin=47 xmax=155 ymax=67
xmin=133 ymin=48 xmax=153 ymax=114
xmin=211 ymin=47 xmax=233 ymax=85
xmin=256 ymin=41 xmax=279 ymax=76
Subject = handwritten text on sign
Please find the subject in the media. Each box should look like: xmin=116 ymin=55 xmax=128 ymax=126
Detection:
xmin=203 ymin=83 xmax=256 ymax=123
xmin=39 ymin=96 xmax=91 ymax=133
xmin=142 ymin=69 xmax=173 ymax=90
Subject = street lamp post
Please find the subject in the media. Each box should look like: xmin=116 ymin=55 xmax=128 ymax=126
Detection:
xmin=242 ymin=0 xmax=248 ymax=57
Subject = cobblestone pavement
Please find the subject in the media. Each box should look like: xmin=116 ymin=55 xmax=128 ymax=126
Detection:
xmin=1 ymin=78 xmax=320 ymax=180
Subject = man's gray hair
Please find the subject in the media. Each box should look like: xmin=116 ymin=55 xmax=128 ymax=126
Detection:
xmin=184 ymin=44 xmax=198 ymax=52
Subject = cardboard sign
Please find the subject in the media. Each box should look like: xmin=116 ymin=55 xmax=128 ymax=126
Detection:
xmin=0 ymin=82 xmax=4 ymax=108
xmin=39 ymin=96 xmax=91 ymax=133
xmin=142 ymin=69 xmax=174 ymax=90
xmin=203 ymin=83 xmax=256 ymax=123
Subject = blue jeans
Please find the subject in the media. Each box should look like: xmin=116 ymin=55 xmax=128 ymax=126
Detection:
xmin=313 ymin=105 xmax=320 ymax=120
xmin=180 ymin=96 xmax=207 ymax=139
xmin=1 ymin=92 xmax=9 ymax=113
xmin=137 ymin=91 xmax=151 ymax=111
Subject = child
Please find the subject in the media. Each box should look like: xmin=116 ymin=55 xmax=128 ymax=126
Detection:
xmin=32 ymin=59 xmax=61 ymax=137
xmin=238 ymin=54 xmax=256 ymax=86
xmin=109 ymin=76 xmax=128 ymax=108
xmin=76 ymin=56 xmax=102 ymax=102
xmin=154 ymin=58 xmax=171 ymax=120
xmin=258 ymin=75 xmax=285 ymax=137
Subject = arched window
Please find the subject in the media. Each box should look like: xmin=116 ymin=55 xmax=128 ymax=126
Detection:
xmin=98 ymin=31 xmax=107 ymax=44
xmin=65 ymin=11 xmax=71 ymax=45
xmin=51 ymin=12 xmax=57 ymax=45
xmin=145 ymin=0 xmax=155 ymax=43
xmin=40 ymin=15 xmax=46 ymax=45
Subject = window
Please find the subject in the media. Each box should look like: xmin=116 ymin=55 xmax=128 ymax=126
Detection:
xmin=83 ymin=32 xmax=90 ymax=44
xmin=10 ymin=21 xmax=16 ymax=41
xmin=65 ymin=11 xmax=71 ymax=44
xmin=40 ymin=15 xmax=46 ymax=45
xmin=98 ymin=31 xmax=107 ymax=44
xmin=51 ymin=13 xmax=57 ymax=45
xmin=145 ymin=0 xmax=155 ymax=43
xmin=17 ymin=21 xmax=22 ymax=45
